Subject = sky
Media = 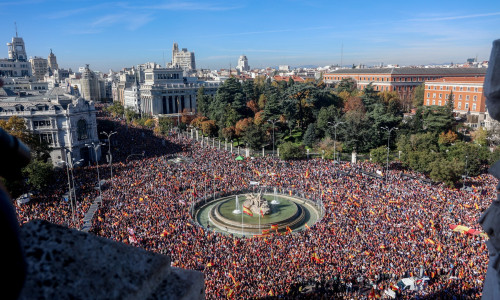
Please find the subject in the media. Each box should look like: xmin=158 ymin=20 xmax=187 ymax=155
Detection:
xmin=0 ymin=0 xmax=499 ymax=72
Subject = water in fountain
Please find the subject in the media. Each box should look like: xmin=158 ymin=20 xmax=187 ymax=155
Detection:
xmin=233 ymin=195 xmax=242 ymax=214
xmin=271 ymin=187 xmax=280 ymax=205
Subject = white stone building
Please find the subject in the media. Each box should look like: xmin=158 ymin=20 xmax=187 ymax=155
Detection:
xmin=237 ymin=55 xmax=250 ymax=72
xmin=172 ymin=43 xmax=196 ymax=71
xmin=0 ymin=86 xmax=100 ymax=165
xmin=29 ymin=56 xmax=48 ymax=81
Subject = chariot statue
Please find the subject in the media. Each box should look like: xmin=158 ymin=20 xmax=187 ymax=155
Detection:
xmin=243 ymin=190 xmax=271 ymax=216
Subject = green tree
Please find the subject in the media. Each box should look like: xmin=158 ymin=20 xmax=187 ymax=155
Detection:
xmin=196 ymin=86 xmax=210 ymax=116
xmin=370 ymin=146 xmax=387 ymax=165
xmin=421 ymin=106 xmax=453 ymax=134
xmin=316 ymin=105 xmax=342 ymax=138
xmin=124 ymin=108 xmax=138 ymax=123
xmin=157 ymin=117 xmax=173 ymax=135
xmin=105 ymin=102 xmax=125 ymax=118
xmin=303 ymin=123 xmax=316 ymax=147
xmin=23 ymin=159 xmax=54 ymax=190
xmin=279 ymin=142 xmax=306 ymax=160
xmin=412 ymin=84 xmax=425 ymax=108
xmin=241 ymin=124 xmax=266 ymax=150
xmin=429 ymin=157 xmax=464 ymax=187
xmin=336 ymin=78 xmax=357 ymax=94
xmin=446 ymin=91 xmax=454 ymax=115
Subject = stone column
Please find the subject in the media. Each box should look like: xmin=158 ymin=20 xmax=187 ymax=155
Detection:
xmin=352 ymin=151 xmax=357 ymax=164
xmin=277 ymin=148 xmax=279 ymax=157
xmin=230 ymin=143 xmax=233 ymax=153
xmin=218 ymin=140 xmax=221 ymax=149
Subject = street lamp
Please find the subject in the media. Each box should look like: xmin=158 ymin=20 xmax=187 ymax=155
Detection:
xmin=381 ymin=126 xmax=398 ymax=181
xmin=327 ymin=121 xmax=345 ymax=163
xmin=268 ymin=119 xmax=279 ymax=157
xmin=86 ymin=142 xmax=104 ymax=203
xmin=101 ymin=131 xmax=117 ymax=184
xmin=58 ymin=160 xmax=75 ymax=225
xmin=462 ymin=155 xmax=469 ymax=189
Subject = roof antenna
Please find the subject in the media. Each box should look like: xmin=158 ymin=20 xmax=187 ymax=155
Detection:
xmin=15 ymin=22 xmax=18 ymax=37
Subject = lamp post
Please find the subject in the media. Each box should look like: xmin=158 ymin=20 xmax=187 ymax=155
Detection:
xmin=381 ymin=126 xmax=398 ymax=181
xmin=86 ymin=142 xmax=103 ymax=203
xmin=101 ymin=131 xmax=117 ymax=184
xmin=58 ymin=159 xmax=75 ymax=225
xmin=328 ymin=121 xmax=345 ymax=163
xmin=268 ymin=119 xmax=278 ymax=157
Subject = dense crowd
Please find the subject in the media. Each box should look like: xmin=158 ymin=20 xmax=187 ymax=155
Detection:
xmin=14 ymin=116 xmax=494 ymax=299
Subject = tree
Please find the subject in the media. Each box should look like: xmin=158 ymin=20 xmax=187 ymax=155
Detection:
xmin=241 ymin=124 xmax=266 ymax=149
xmin=279 ymin=142 xmax=306 ymax=160
xmin=336 ymin=78 xmax=356 ymax=94
xmin=316 ymin=105 xmax=341 ymax=138
xmin=157 ymin=117 xmax=173 ymax=135
xmin=438 ymin=130 xmax=458 ymax=146
xmin=370 ymin=146 xmax=387 ymax=165
xmin=23 ymin=159 xmax=54 ymax=190
xmin=303 ymin=123 xmax=316 ymax=147
xmin=421 ymin=106 xmax=453 ymax=134
xmin=201 ymin=120 xmax=217 ymax=136
xmin=191 ymin=116 xmax=208 ymax=129
xmin=235 ymin=117 xmax=254 ymax=137
xmin=196 ymin=86 xmax=210 ymax=117
xmin=222 ymin=126 xmax=236 ymax=141
xmin=446 ymin=91 xmax=454 ymax=115
xmin=412 ymin=84 xmax=425 ymax=108
xmin=124 ymin=108 xmax=137 ymax=123
xmin=429 ymin=157 xmax=463 ymax=187
xmin=472 ymin=127 xmax=488 ymax=146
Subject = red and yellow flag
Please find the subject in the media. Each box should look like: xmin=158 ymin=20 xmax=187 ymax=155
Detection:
xmin=271 ymin=224 xmax=278 ymax=231
xmin=305 ymin=223 xmax=310 ymax=230
xmin=417 ymin=221 xmax=424 ymax=230
xmin=243 ymin=206 xmax=253 ymax=216
xmin=305 ymin=169 xmax=310 ymax=178
xmin=286 ymin=226 xmax=292 ymax=233
xmin=311 ymin=253 xmax=324 ymax=264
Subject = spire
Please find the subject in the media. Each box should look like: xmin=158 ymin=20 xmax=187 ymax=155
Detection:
xmin=15 ymin=22 xmax=18 ymax=37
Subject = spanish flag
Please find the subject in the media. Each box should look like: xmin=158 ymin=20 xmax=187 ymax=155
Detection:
xmin=305 ymin=169 xmax=310 ymax=178
xmin=271 ymin=224 xmax=278 ymax=231
xmin=311 ymin=253 xmax=324 ymax=263
xmin=260 ymin=209 xmax=264 ymax=217
xmin=160 ymin=230 xmax=169 ymax=237
xmin=424 ymin=238 xmax=435 ymax=245
xmin=169 ymin=223 xmax=176 ymax=229
xmin=286 ymin=226 xmax=292 ymax=233
xmin=243 ymin=206 xmax=253 ymax=216
xmin=305 ymin=223 xmax=310 ymax=230
xmin=289 ymin=190 xmax=293 ymax=196
xmin=262 ymin=229 xmax=270 ymax=234
xmin=417 ymin=221 xmax=424 ymax=230
xmin=227 ymin=272 xmax=238 ymax=287
xmin=206 ymin=262 xmax=214 ymax=267
xmin=475 ymin=203 xmax=480 ymax=210
xmin=437 ymin=244 xmax=443 ymax=252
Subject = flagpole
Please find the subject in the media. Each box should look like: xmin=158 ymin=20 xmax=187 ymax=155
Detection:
xmin=241 ymin=202 xmax=244 ymax=236
xmin=259 ymin=209 xmax=261 ymax=233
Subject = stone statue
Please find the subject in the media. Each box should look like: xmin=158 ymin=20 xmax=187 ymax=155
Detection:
xmin=479 ymin=39 xmax=500 ymax=300
xmin=243 ymin=190 xmax=271 ymax=216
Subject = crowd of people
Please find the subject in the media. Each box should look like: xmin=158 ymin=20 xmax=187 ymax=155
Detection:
xmin=14 ymin=114 xmax=495 ymax=299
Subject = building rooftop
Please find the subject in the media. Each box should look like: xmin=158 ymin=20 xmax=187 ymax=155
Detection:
xmin=326 ymin=67 xmax=487 ymax=75
xmin=426 ymin=76 xmax=485 ymax=83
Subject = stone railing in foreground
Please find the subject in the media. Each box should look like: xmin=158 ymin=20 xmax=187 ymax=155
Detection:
xmin=18 ymin=220 xmax=204 ymax=300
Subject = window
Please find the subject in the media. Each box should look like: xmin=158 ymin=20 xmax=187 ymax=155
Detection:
xmin=77 ymin=119 xmax=88 ymax=140
xmin=439 ymin=94 xmax=442 ymax=99
xmin=438 ymin=100 xmax=442 ymax=106
xmin=427 ymin=93 xmax=430 ymax=98
xmin=432 ymin=100 xmax=436 ymax=105
xmin=473 ymin=95 xmax=477 ymax=101
xmin=426 ymin=100 xmax=430 ymax=105
xmin=473 ymin=103 xmax=477 ymax=111
xmin=465 ymin=103 xmax=469 ymax=109
xmin=33 ymin=120 xmax=51 ymax=129
xmin=458 ymin=102 xmax=462 ymax=109
xmin=466 ymin=95 xmax=469 ymax=100
xmin=39 ymin=133 xmax=53 ymax=145
xmin=433 ymin=93 xmax=436 ymax=98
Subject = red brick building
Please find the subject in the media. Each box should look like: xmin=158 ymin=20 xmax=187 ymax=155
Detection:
xmin=323 ymin=67 xmax=487 ymax=102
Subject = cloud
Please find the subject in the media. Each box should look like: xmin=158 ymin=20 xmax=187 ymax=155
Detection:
xmin=410 ymin=11 xmax=500 ymax=22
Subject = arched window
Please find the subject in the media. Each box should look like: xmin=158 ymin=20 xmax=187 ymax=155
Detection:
xmin=77 ymin=119 xmax=88 ymax=140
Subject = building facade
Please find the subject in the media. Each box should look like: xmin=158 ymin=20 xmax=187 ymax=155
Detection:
xmin=237 ymin=55 xmax=250 ymax=72
xmin=29 ymin=56 xmax=48 ymax=81
xmin=0 ymin=87 xmax=100 ymax=165
xmin=47 ymin=49 xmax=58 ymax=71
xmin=79 ymin=64 xmax=101 ymax=101
xmin=138 ymin=67 xmax=218 ymax=115
xmin=323 ymin=67 xmax=487 ymax=102
xmin=172 ymin=42 xmax=196 ymax=71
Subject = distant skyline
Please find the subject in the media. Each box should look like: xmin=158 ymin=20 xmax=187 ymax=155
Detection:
xmin=0 ymin=0 xmax=499 ymax=72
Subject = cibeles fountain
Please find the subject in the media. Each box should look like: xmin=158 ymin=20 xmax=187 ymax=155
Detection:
xmin=193 ymin=189 xmax=323 ymax=237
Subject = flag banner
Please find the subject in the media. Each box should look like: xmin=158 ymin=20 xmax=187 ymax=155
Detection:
xmin=271 ymin=224 xmax=278 ymax=231
xmin=262 ymin=229 xmax=270 ymax=234
xmin=305 ymin=223 xmax=310 ymax=230
xmin=305 ymin=169 xmax=310 ymax=178
xmin=243 ymin=206 xmax=253 ymax=216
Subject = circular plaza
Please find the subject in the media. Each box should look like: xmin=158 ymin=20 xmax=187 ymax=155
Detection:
xmin=193 ymin=190 xmax=323 ymax=237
